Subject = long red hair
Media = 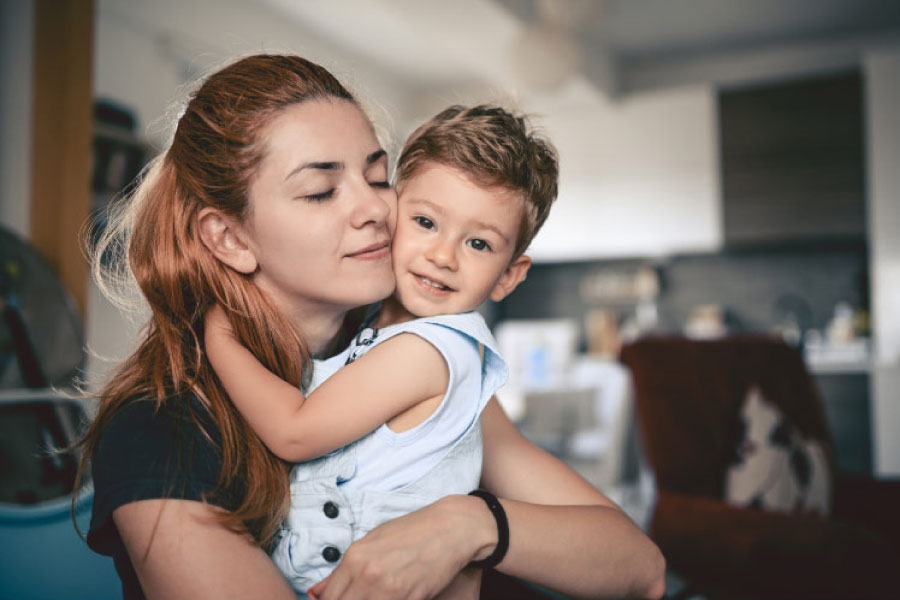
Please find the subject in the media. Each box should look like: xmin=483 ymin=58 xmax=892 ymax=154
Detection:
xmin=75 ymin=55 xmax=358 ymax=547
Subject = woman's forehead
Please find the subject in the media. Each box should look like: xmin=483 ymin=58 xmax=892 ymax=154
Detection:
xmin=258 ymin=99 xmax=380 ymax=174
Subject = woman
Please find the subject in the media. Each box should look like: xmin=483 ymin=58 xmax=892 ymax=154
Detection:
xmin=77 ymin=54 xmax=665 ymax=600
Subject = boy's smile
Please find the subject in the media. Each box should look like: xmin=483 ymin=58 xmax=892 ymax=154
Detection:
xmin=390 ymin=162 xmax=531 ymax=318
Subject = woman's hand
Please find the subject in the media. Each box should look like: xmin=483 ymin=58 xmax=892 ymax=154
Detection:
xmin=307 ymin=495 xmax=494 ymax=600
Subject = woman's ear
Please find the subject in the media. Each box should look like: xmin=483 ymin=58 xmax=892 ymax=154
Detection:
xmin=489 ymin=254 xmax=532 ymax=302
xmin=196 ymin=207 xmax=258 ymax=274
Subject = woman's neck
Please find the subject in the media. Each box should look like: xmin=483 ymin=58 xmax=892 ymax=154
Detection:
xmin=283 ymin=305 xmax=347 ymax=356
xmin=256 ymin=279 xmax=351 ymax=355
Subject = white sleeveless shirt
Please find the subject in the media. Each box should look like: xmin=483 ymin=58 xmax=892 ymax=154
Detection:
xmin=270 ymin=311 xmax=506 ymax=594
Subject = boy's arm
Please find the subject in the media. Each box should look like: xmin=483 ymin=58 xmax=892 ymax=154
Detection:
xmin=295 ymin=333 xmax=449 ymax=458
xmin=204 ymin=306 xmax=311 ymax=457
xmin=205 ymin=307 xmax=449 ymax=462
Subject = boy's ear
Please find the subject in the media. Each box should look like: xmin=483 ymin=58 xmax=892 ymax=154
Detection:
xmin=196 ymin=207 xmax=258 ymax=274
xmin=489 ymin=254 xmax=532 ymax=302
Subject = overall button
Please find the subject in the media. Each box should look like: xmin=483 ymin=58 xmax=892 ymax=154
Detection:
xmin=322 ymin=546 xmax=341 ymax=563
xmin=323 ymin=501 xmax=339 ymax=519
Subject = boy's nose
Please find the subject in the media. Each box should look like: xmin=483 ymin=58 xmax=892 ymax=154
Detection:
xmin=425 ymin=238 xmax=458 ymax=271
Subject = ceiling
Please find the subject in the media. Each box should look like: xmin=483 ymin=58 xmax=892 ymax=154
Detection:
xmin=497 ymin=0 xmax=900 ymax=61
xmin=259 ymin=0 xmax=900 ymax=95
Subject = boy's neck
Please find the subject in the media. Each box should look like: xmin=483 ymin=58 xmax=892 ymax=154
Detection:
xmin=375 ymin=295 xmax=418 ymax=327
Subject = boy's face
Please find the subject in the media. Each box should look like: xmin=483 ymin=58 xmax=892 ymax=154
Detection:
xmin=392 ymin=162 xmax=531 ymax=318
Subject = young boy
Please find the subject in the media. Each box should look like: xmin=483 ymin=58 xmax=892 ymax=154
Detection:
xmin=205 ymin=104 xmax=558 ymax=596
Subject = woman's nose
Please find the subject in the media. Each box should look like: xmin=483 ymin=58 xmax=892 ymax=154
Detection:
xmin=425 ymin=238 xmax=458 ymax=271
xmin=350 ymin=181 xmax=394 ymax=230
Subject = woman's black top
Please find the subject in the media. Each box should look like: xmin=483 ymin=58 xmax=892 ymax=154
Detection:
xmin=84 ymin=390 xmax=549 ymax=600
xmin=87 ymin=396 xmax=241 ymax=600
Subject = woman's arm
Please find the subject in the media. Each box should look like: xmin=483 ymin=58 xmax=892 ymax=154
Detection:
xmin=311 ymin=398 xmax=665 ymax=600
xmin=113 ymin=499 xmax=296 ymax=600
xmin=205 ymin=306 xmax=448 ymax=461
xmin=306 ymin=491 xmax=494 ymax=600
xmin=479 ymin=397 xmax=666 ymax=599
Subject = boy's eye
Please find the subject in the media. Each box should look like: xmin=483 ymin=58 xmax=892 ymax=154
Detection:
xmin=369 ymin=181 xmax=390 ymax=189
xmin=304 ymin=189 xmax=335 ymax=202
xmin=414 ymin=216 xmax=435 ymax=230
xmin=468 ymin=239 xmax=492 ymax=252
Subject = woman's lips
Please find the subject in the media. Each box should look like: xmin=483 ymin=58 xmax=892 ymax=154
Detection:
xmin=346 ymin=240 xmax=390 ymax=261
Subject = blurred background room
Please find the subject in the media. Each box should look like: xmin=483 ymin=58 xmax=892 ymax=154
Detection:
xmin=2 ymin=1 xmax=899 ymax=598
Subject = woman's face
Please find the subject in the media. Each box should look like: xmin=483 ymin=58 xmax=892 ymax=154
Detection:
xmin=243 ymin=99 xmax=396 ymax=322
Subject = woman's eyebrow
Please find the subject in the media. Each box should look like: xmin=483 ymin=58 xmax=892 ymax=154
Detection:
xmin=367 ymin=149 xmax=387 ymax=165
xmin=284 ymin=161 xmax=340 ymax=181
xmin=284 ymin=149 xmax=386 ymax=182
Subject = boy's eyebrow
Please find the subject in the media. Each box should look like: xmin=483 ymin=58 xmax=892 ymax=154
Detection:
xmin=406 ymin=197 xmax=445 ymax=214
xmin=284 ymin=149 xmax=386 ymax=182
xmin=474 ymin=219 xmax=511 ymax=244
xmin=406 ymin=198 xmax=510 ymax=243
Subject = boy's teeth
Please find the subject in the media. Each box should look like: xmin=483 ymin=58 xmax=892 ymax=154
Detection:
xmin=421 ymin=276 xmax=448 ymax=290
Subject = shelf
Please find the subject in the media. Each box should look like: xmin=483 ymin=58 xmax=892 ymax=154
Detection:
xmin=807 ymin=361 xmax=871 ymax=375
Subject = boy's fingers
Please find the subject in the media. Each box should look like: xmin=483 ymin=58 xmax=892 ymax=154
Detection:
xmin=308 ymin=575 xmax=328 ymax=597
xmin=314 ymin=572 xmax=352 ymax=600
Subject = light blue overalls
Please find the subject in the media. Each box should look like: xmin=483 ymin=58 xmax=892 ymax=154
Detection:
xmin=269 ymin=312 xmax=507 ymax=595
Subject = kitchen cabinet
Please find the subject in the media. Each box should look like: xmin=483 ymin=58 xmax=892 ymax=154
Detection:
xmin=528 ymin=84 xmax=721 ymax=261
xmin=719 ymin=71 xmax=866 ymax=244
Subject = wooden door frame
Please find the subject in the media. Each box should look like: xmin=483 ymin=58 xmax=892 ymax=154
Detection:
xmin=30 ymin=0 xmax=94 ymax=317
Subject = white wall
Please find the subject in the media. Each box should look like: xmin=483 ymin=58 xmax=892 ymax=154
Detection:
xmin=864 ymin=47 xmax=900 ymax=476
xmin=528 ymin=83 xmax=721 ymax=261
xmin=94 ymin=0 xmax=419 ymax=148
xmin=0 ymin=0 xmax=33 ymax=239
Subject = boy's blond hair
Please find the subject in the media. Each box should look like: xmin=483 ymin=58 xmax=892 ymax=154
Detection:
xmin=395 ymin=104 xmax=559 ymax=258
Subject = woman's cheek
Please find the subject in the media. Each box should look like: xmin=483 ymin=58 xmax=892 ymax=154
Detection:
xmin=387 ymin=200 xmax=399 ymax=235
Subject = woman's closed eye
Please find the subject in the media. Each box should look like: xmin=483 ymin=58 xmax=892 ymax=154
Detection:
xmin=467 ymin=238 xmax=492 ymax=252
xmin=413 ymin=216 xmax=435 ymax=230
xmin=303 ymin=189 xmax=335 ymax=202
xmin=304 ymin=179 xmax=388 ymax=202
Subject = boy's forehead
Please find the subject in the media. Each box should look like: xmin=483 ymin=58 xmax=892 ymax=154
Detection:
xmin=400 ymin=177 xmax=524 ymax=219
xmin=402 ymin=193 xmax=523 ymax=220
xmin=399 ymin=162 xmax=522 ymax=203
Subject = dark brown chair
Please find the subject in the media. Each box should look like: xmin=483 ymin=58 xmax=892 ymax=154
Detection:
xmin=620 ymin=336 xmax=900 ymax=600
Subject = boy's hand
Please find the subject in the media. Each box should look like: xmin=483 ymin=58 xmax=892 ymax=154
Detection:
xmin=204 ymin=303 xmax=235 ymax=344
xmin=204 ymin=304 xmax=239 ymax=378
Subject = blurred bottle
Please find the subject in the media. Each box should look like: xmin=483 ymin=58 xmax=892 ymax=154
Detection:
xmin=527 ymin=334 xmax=550 ymax=388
